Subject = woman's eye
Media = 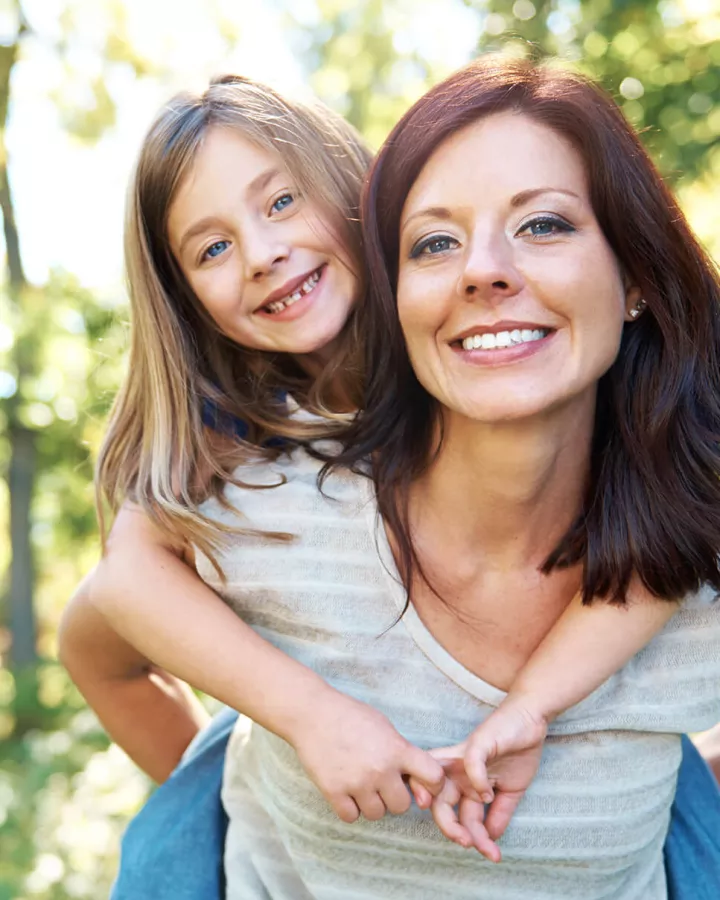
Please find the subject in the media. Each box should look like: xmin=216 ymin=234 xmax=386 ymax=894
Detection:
xmin=410 ymin=235 xmax=459 ymax=258
xmin=202 ymin=240 xmax=230 ymax=261
xmin=271 ymin=193 xmax=294 ymax=214
xmin=517 ymin=216 xmax=575 ymax=238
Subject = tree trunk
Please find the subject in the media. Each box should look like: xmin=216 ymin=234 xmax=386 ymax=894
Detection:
xmin=7 ymin=424 xmax=36 ymax=666
xmin=0 ymin=17 xmax=38 ymax=674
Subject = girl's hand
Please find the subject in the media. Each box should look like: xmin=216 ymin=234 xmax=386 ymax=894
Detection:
xmin=429 ymin=699 xmax=548 ymax=856
xmin=426 ymin=774 xmax=501 ymax=861
xmin=289 ymin=691 xmax=446 ymax=823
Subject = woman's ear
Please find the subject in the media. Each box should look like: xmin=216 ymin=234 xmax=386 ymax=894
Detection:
xmin=624 ymin=284 xmax=646 ymax=322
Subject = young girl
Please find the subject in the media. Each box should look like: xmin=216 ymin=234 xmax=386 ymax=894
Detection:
xmin=59 ymin=73 xmax=717 ymax=896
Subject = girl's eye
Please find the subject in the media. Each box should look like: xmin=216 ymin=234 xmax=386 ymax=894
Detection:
xmin=517 ymin=216 xmax=575 ymax=239
xmin=202 ymin=240 xmax=230 ymax=262
xmin=271 ymin=193 xmax=294 ymax=214
xmin=410 ymin=234 xmax=459 ymax=259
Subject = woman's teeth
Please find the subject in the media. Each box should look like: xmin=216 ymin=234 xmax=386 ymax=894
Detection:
xmin=265 ymin=269 xmax=321 ymax=314
xmin=461 ymin=328 xmax=549 ymax=351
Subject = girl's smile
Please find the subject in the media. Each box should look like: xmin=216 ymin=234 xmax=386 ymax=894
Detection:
xmin=255 ymin=263 xmax=327 ymax=321
xmin=167 ymin=127 xmax=359 ymax=356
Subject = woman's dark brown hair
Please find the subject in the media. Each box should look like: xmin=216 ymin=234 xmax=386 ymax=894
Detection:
xmin=329 ymin=55 xmax=720 ymax=605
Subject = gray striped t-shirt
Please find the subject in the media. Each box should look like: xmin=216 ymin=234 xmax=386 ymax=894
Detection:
xmin=197 ymin=447 xmax=720 ymax=900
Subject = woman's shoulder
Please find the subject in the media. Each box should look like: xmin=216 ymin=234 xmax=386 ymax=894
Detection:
xmin=201 ymin=442 xmax=372 ymax=525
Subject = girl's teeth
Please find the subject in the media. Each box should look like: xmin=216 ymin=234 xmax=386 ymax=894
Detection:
xmin=461 ymin=329 xmax=548 ymax=351
xmin=264 ymin=268 xmax=322 ymax=314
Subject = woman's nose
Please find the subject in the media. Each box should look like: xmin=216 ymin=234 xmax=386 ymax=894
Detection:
xmin=458 ymin=231 xmax=524 ymax=303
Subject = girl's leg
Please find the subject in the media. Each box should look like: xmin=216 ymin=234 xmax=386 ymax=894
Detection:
xmin=665 ymin=735 xmax=720 ymax=899
xmin=110 ymin=707 xmax=239 ymax=900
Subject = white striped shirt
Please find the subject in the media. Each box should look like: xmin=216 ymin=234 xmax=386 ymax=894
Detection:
xmin=197 ymin=447 xmax=720 ymax=899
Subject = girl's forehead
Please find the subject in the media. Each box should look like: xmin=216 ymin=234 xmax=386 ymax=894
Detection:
xmin=191 ymin=127 xmax=286 ymax=184
xmin=167 ymin=130 xmax=290 ymax=238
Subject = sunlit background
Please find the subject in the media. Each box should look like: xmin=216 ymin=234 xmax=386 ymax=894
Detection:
xmin=1 ymin=0 xmax=719 ymax=896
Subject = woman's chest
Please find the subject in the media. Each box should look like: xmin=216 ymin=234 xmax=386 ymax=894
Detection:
xmin=409 ymin=568 xmax=579 ymax=690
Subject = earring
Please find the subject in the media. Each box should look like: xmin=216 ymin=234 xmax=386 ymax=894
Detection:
xmin=629 ymin=298 xmax=647 ymax=319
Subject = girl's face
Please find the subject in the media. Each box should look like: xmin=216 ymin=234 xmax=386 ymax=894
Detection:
xmin=167 ymin=126 xmax=360 ymax=357
xmin=396 ymin=111 xmax=641 ymax=427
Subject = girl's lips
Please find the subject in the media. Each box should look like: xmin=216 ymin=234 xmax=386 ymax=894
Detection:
xmin=451 ymin=330 xmax=556 ymax=367
xmin=255 ymin=264 xmax=327 ymax=323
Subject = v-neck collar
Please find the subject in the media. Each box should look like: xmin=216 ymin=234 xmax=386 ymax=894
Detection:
xmin=360 ymin=476 xmax=507 ymax=708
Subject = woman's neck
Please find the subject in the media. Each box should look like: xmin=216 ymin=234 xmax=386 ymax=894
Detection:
xmin=409 ymin=401 xmax=594 ymax=573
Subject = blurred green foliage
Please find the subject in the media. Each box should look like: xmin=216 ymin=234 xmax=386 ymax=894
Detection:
xmin=1 ymin=0 xmax=719 ymax=896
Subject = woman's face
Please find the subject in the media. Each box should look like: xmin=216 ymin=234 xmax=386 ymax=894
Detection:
xmin=396 ymin=111 xmax=641 ymax=426
xmin=167 ymin=126 xmax=360 ymax=356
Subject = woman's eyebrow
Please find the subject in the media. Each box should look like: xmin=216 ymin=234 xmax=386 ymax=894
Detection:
xmin=400 ymin=206 xmax=453 ymax=233
xmin=400 ymin=187 xmax=581 ymax=234
xmin=510 ymin=187 xmax=581 ymax=207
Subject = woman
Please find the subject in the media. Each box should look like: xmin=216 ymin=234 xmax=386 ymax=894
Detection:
xmin=189 ymin=57 xmax=720 ymax=897
xmin=60 ymin=68 xmax=720 ymax=898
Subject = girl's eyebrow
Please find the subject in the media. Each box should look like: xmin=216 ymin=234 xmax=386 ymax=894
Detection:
xmin=178 ymin=216 xmax=224 ymax=257
xmin=247 ymin=167 xmax=282 ymax=195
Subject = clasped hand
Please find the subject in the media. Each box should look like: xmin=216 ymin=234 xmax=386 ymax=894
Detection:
xmin=289 ymin=692 xmax=548 ymax=864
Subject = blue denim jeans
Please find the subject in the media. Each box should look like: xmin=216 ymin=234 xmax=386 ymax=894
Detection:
xmin=665 ymin=735 xmax=720 ymax=898
xmin=111 ymin=713 xmax=720 ymax=899
xmin=110 ymin=708 xmax=235 ymax=900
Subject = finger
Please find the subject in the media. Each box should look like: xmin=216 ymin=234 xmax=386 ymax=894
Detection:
xmin=459 ymin=798 xmax=501 ymax=863
xmin=435 ymin=757 xmax=468 ymax=787
xmin=485 ymin=790 xmax=525 ymax=841
xmin=380 ymin=777 xmax=413 ymax=816
xmin=436 ymin=763 xmax=484 ymax=802
xmin=429 ymin=742 xmax=466 ymax=763
xmin=407 ymin=776 xmax=432 ymax=809
xmin=454 ymin=781 xmax=484 ymax=804
xmin=354 ymin=791 xmax=387 ymax=821
xmin=404 ymin=746 xmax=446 ymax=795
xmin=464 ymin=740 xmax=496 ymax=803
xmin=330 ymin=794 xmax=361 ymax=824
xmin=430 ymin=780 xmax=472 ymax=849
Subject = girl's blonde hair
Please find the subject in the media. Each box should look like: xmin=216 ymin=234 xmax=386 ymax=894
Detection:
xmin=96 ymin=75 xmax=372 ymax=567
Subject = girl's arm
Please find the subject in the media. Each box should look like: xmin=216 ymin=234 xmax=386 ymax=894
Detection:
xmin=507 ymin=584 xmax=677 ymax=719
xmin=68 ymin=504 xmax=445 ymax=821
xmin=692 ymin=724 xmax=720 ymax=784
xmin=58 ymin=570 xmax=210 ymax=782
xmin=428 ymin=583 xmax=677 ymax=859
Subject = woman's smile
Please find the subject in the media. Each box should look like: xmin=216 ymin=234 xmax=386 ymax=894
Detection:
xmin=449 ymin=321 xmax=556 ymax=367
xmin=397 ymin=111 xmax=640 ymax=426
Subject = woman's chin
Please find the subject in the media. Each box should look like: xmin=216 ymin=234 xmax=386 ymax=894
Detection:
xmin=440 ymin=391 xmax=572 ymax=427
